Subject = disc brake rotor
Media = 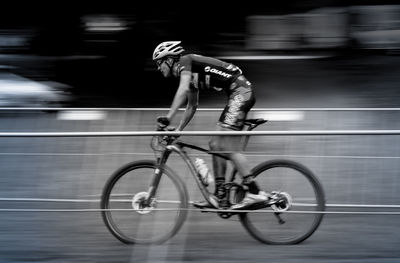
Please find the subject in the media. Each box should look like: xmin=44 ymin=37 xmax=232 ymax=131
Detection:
xmin=132 ymin=192 xmax=155 ymax=215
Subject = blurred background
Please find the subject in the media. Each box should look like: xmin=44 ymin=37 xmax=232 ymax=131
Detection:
xmin=1 ymin=0 xmax=400 ymax=107
xmin=1 ymin=1 xmax=400 ymax=263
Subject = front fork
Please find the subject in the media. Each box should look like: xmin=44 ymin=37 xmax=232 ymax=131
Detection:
xmin=144 ymin=149 xmax=172 ymax=206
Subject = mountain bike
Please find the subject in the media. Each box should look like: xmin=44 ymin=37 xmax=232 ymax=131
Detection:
xmin=100 ymin=118 xmax=325 ymax=245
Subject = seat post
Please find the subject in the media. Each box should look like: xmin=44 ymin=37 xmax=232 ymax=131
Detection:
xmin=241 ymin=124 xmax=253 ymax=151
xmin=241 ymin=119 xmax=267 ymax=151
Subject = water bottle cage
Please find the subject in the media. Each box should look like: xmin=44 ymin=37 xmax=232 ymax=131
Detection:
xmin=197 ymin=170 xmax=209 ymax=186
xmin=195 ymin=170 xmax=204 ymax=184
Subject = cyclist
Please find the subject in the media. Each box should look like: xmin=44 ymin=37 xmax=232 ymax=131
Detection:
xmin=153 ymin=41 xmax=269 ymax=209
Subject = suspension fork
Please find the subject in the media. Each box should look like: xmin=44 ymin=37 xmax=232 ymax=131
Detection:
xmin=145 ymin=149 xmax=171 ymax=205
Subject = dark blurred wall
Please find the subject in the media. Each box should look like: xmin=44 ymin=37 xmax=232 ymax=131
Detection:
xmin=1 ymin=0 xmax=400 ymax=106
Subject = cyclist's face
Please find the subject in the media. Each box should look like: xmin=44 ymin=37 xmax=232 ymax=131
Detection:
xmin=156 ymin=58 xmax=171 ymax=77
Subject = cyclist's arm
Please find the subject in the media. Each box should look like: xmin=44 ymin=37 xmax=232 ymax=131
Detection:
xmin=177 ymin=82 xmax=198 ymax=131
xmin=166 ymin=71 xmax=194 ymax=126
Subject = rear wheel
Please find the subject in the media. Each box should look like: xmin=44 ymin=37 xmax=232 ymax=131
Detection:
xmin=239 ymin=159 xmax=325 ymax=244
xmin=101 ymin=160 xmax=189 ymax=244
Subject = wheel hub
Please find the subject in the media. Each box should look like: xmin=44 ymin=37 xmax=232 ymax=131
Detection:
xmin=270 ymin=191 xmax=292 ymax=212
xmin=132 ymin=192 xmax=155 ymax=215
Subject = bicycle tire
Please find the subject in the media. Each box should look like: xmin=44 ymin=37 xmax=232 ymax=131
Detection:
xmin=101 ymin=160 xmax=189 ymax=244
xmin=239 ymin=159 xmax=325 ymax=245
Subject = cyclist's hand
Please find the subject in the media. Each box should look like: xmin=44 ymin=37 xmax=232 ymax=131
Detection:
xmin=155 ymin=116 xmax=179 ymax=142
xmin=156 ymin=116 xmax=170 ymax=131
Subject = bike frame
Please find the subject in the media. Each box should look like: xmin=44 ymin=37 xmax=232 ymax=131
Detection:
xmin=147 ymin=119 xmax=267 ymax=207
xmin=146 ymin=139 xmax=231 ymax=207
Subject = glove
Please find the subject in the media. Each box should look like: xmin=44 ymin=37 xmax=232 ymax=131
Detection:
xmin=156 ymin=116 xmax=170 ymax=130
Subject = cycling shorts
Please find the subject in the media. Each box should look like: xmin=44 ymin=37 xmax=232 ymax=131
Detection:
xmin=218 ymin=75 xmax=255 ymax=131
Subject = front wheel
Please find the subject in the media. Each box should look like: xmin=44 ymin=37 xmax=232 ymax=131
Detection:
xmin=101 ymin=160 xmax=189 ymax=244
xmin=239 ymin=159 xmax=325 ymax=245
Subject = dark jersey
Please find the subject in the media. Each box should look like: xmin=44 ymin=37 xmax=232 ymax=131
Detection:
xmin=178 ymin=54 xmax=243 ymax=92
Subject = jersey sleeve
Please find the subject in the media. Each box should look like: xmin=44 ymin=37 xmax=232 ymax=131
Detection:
xmin=179 ymin=55 xmax=192 ymax=73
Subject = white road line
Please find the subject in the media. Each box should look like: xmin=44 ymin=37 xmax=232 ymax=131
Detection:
xmin=0 ymin=208 xmax=399 ymax=215
xmin=3 ymin=197 xmax=398 ymax=209
xmin=0 ymin=198 xmax=99 ymax=202
xmin=2 ymin=130 xmax=400 ymax=137
xmin=57 ymin=110 xmax=106 ymax=120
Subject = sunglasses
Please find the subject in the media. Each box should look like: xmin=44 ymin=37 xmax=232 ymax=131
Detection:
xmin=155 ymin=59 xmax=166 ymax=67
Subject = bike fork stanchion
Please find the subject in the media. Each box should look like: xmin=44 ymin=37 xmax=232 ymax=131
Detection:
xmin=145 ymin=150 xmax=171 ymax=206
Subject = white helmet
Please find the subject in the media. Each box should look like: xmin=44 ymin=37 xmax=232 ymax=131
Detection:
xmin=152 ymin=41 xmax=184 ymax=61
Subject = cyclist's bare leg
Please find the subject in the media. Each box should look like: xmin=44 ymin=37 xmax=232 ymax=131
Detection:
xmin=212 ymin=130 xmax=268 ymax=209
xmin=192 ymin=126 xmax=263 ymax=209
xmin=210 ymin=144 xmax=227 ymax=182
xmin=210 ymin=126 xmax=260 ymax=194
xmin=209 ymin=127 xmax=228 ymax=199
xmin=210 ymin=125 xmax=250 ymax=175
xmin=212 ymin=124 xmax=264 ymax=191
